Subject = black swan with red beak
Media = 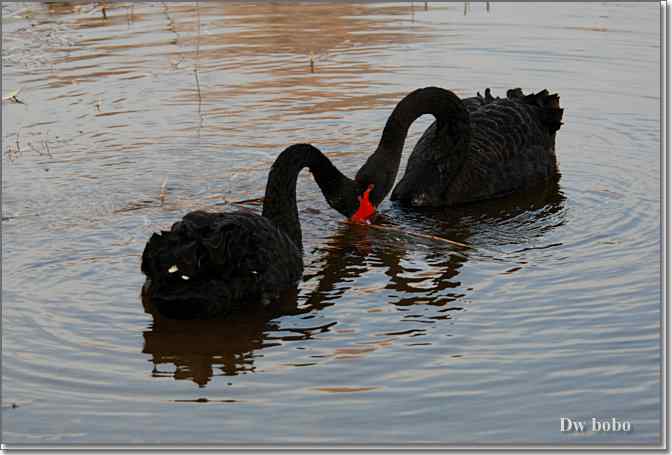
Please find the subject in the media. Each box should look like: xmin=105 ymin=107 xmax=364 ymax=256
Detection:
xmin=141 ymin=143 xmax=366 ymax=319
xmin=140 ymin=89 xmax=471 ymax=319
xmin=355 ymin=86 xmax=563 ymax=214
xmin=141 ymin=87 xmax=562 ymax=319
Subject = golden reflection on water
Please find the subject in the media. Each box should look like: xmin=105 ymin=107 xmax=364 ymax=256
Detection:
xmin=39 ymin=2 xmax=432 ymax=130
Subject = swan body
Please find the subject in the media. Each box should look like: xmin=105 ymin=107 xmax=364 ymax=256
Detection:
xmin=355 ymin=87 xmax=564 ymax=211
xmin=141 ymin=143 xmax=364 ymax=319
xmin=391 ymin=88 xmax=563 ymax=206
xmin=142 ymin=211 xmax=302 ymax=319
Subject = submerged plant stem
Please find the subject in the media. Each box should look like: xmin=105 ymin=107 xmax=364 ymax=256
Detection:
xmin=352 ymin=221 xmax=473 ymax=249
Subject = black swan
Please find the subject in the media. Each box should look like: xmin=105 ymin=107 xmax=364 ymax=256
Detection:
xmin=141 ymin=143 xmax=368 ymax=319
xmin=355 ymin=86 xmax=564 ymax=211
xmin=141 ymin=87 xmax=562 ymax=318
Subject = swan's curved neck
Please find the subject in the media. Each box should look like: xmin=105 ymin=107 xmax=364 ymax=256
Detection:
xmin=262 ymin=144 xmax=360 ymax=248
xmin=356 ymin=87 xmax=471 ymax=206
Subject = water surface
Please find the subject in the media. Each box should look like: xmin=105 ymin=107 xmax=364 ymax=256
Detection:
xmin=2 ymin=2 xmax=661 ymax=445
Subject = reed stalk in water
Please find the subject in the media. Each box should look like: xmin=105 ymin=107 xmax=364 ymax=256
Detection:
xmin=226 ymin=197 xmax=471 ymax=249
xmin=194 ymin=2 xmax=202 ymax=105
xmin=345 ymin=221 xmax=472 ymax=249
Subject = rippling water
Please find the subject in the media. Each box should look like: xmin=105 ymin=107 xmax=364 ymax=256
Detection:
xmin=2 ymin=2 xmax=661 ymax=446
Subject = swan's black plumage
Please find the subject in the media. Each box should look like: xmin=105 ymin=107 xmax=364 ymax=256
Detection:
xmin=142 ymin=212 xmax=302 ymax=319
xmin=141 ymin=143 xmax=364 ymax=319
xmin=355 ymin=86 xmax=564 ymax=209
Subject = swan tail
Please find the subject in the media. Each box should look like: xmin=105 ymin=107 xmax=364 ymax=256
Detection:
xmin=464 ymin=88 xmax=498 ymax=112
xmin=483 ymin=88 xmax=496 ymax=103
xmin=508 ymin=88 xmax=564 ymax=133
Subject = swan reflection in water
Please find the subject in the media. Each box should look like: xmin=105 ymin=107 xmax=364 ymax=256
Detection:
xmin=142 ymin=180 xmax=565 ymax=386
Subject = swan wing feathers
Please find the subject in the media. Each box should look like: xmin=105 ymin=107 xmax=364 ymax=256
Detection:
xmin=506 ymin=88 xmax=564 ymax=133
xmin=141 ymin=211 xmax=303 ymax=318
xmin=449 ymin=88 xmax=563 ymax=202
xmin=463 ymin=88 xmax=499 ymax=112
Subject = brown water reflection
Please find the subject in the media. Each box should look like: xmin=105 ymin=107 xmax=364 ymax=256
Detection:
xmin=143 ymin=291 xmax=299 ymax=386
xmin=143 ymin=180 xmax=565 ymax=386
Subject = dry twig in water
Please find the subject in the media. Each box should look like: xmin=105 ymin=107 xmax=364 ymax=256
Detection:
xmin=221 ymin=194 xmax=470 ymax=248
xmin=194 ymin=3 xmax=202 ymax=104
xmin=5 ymin=129 xmax=22 ymax=161
xmin=341 ymin=220 xmax=473 ymax=250
xmin=231 ymin=197 xmax=265 ymax=206
xmin=27 ymin=140 xmax=53 ymax=159
xmin=159 ymin=177 xmax=169 ymax=206
xmin=15 ymin=129 xmax=21 ymax=154
xmin=42 ymin=140 xmax=51 ymax=158
xmin=181 ymin=189 xmax=471 ymax=249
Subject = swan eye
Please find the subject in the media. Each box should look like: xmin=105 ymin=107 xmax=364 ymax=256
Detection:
xmin=168 ymin=265 xmax=179 ymax=273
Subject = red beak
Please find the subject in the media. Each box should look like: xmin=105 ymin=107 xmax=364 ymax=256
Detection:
xmin=350 ymin=185 xmax=376 ymax=224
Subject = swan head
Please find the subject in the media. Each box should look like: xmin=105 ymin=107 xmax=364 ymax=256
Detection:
xmin=317 ymin=172 xmax=377 ymax=222
xmin=355 ymin=149 xmax=400 ymax=209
